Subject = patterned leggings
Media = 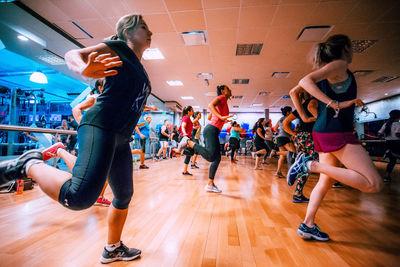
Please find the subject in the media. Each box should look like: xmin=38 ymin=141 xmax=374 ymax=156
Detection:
xmin=293 ymin=132 xmax=319 ymax=195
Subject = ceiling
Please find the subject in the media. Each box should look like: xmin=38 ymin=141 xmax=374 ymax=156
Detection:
xmin=5 ymin=0 xmax=400 ymax=111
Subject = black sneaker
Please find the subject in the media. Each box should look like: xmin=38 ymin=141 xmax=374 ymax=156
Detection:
xmin=139 ymin=164 xmax=149 ymax=169
xmin=183 ymin=147 xmax=194 ymax=156
xmin=383 ymin=176 xmax=391 ymax=183
xmin=332 ymin=182 xmax=344 ymax=188
xmin=190 ymin=164 xmax=199 ymax=169
xmin=0 ymin=150 xmax=42 ymax=186
xmin=297 ymin=223 xmax=330 ymax=241
xmin=182 ymin=171 xmax=193 ymax=176
xmin=100 ymin=241 xmax=141 ymax=264
xmin=292 ymin=194 xmax=309 ymax=203
xmin=154 ymin=155 xmax=160 ymax=161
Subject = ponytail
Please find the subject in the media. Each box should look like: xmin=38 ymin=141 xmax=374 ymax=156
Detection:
xmin=252 ymin=118 xmax=265 ymax=134
xmin=312 ymin=34 xmax=351 ymax=69
xmin=281 ymin=106 xmax=292 ymax=116
xmin=182 ymin=106 xmax=193 ymax=117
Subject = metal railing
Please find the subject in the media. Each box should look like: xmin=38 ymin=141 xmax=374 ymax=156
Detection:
xmin=0 ymin=124 xmax=77 ymax=135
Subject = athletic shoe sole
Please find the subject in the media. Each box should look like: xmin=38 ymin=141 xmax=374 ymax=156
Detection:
xmin=100 ymin=254 xmax=140 ymax=264
xmin=297 ymin=229 xmax=330 ymax=241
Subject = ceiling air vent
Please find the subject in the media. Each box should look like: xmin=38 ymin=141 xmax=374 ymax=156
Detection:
xmin=272 ymin=72 xmax=290 ymax=78
xmin=181 ymin=31 xmax=206 ymax=46
xmin=232 ymin=96 xmax=243 ymax=99
xmin=351 ymin=40 xmax=378 ymax=53
xmin=353 ymin=70 xmax=373 ymax=78
xmin=297 ymin=26 xmax=333 ymax=42
xmin=232 ymin=79 xmax=249 ymax=84
xmin=236 ymin=44 xmax=263 ymax=56
xmin=259 ymin=91 xmax=271 ymax=96
xmin=233 ymin=105 xmax=239 ymax=108
xmin=372 ymin=76 xmax=399 ymax=83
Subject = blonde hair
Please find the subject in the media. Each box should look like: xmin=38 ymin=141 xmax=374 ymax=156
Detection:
xmin=114 ymin=14 xmax=143 ymax=41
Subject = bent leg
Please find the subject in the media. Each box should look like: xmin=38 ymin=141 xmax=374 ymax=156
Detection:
xmin=310 ymin=144 xmax=382 ymax=193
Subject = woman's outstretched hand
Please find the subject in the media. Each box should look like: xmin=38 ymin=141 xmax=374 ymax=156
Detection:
xmin=80 ymin=52 xmax=123 ymax=78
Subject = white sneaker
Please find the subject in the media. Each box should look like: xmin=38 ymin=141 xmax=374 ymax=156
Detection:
xmin=205 ymin=184 xmax=222 ymax=193
xmin=254 ymin=166 xmax=263 ymax=170
xmin=177 ymin=136 xmax=189 ymax=152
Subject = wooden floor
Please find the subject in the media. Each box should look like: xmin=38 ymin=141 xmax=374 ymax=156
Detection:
xmin=0 ymin=156 xmax=399 ymax=267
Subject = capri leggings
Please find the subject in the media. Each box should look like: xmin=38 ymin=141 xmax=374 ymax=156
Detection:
xmin=193 ymin=124 xmax=221 ymax=179
xmin=229 ymin=137 xmax=240 ymax=160
xmin=58 ymin=125 xmax=133 ymax=210
xmin=292 ymin=131 xmax=319 ymax=195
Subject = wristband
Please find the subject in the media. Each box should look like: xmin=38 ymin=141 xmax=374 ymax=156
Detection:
xmin=326 ymin=100 xmax=334 ymax=108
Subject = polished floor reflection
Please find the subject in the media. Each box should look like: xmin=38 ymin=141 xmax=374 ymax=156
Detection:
xmin=0 ymin=156 xmax=399 ymax=267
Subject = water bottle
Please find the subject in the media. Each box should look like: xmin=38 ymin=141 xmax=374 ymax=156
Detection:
xmin=16 ymin=180 xmax=24 ymax=195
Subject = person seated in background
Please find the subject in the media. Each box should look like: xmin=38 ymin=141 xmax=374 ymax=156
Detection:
xmin=378 ymin=109 xmax=400 ymax=182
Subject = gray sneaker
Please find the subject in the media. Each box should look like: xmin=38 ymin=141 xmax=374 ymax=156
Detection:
xmin=100 ymin=241 xmax=141 ymax=264
xmin=0 ymin=150 xmax=42 ymax=186
xmin=177 ymin=136 xmax=190 ymax=152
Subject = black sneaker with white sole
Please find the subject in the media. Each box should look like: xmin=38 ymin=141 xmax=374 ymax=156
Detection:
xmin=0 ymin=150 xmax=42 ymax=186
xmin=100 ymin=242 xmax=141 ymax=264
xmin=297 ymin=223 xmax=330 ymax=241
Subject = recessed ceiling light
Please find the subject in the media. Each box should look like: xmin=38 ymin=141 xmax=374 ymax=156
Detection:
xmin=181 ymin=31 xmax=207 ymax=46
xmin=143 ymin=48 xmax=165 ymax=60
xmin=18 ymin=35 xmax=28 ymax=41
xmin=272 ymin=72 xmax=290 ymax=78
xmin=193 ymin=105 xmax=200 ymax=108
xmin=167 ymin=80 xmax=183 ymax=86
xmin=297 ymin=26 xmax=333 ymax=42
xmin=181 ymin=96 xmax=194 ymax=100
xmin=205 ymin=92 xmax=217 ymax=96
xmin=384 ymin=93 xmax=389 ymax=96
xmin=252 ymin=103 xmax=262 ymax=107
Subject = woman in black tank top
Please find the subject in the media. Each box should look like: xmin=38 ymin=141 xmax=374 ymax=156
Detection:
xmin=288 ymin=34 xmax=382 ymax=242
xmin=3 ymin=14 xmax=153 ymax=263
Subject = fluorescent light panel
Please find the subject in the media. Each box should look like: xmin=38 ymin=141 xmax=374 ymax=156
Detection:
xmin=18 ymin=35 xmax=28 ymax=41
xmin=143 ymin=48 xmax=165 ymax=60
xmin=205 ymin=92 xmax=217 ymax=96
xmin=252 ymin=103 xmax=262 ymax=107
xmin=192 ymin=106 xmax=200 ymax=108
xmin=181 ymin=96 xmax=194 ymax=100
xmin=167 ymin=80 xmax=183 ymax=86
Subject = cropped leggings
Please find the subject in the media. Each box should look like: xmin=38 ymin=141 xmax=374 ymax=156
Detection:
xmin=58 ymin=125 xmax=133 ymax=210
xmin=193 ymin=124 xmax=221 ymax=179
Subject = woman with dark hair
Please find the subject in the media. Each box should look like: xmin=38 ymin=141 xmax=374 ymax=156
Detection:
xmin=252 ymin=118 xmax=269 ymax=169
xmin=285 ymin=88 xmax=318 ymax=203
xmin=288 ymin=34 xmax=382 ymax=241
xmin=227 ymin=121 xmax=242 ymax=163
xmin=0 ymin=14 xmax=153 ymax=262
xmin=176 ymin=106 xmax=196 ymax=176
xmin=378 ymin=109 xmax=400 ymax=182
xmin=186 ymin=85 xmax=232 ymax=193
xmin=271 ymin=106 xmax=296 ymax=177
xmin=190 ymin=112 xmax=202 ymax=169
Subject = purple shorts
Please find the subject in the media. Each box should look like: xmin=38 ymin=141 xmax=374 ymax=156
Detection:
xmin=312 ymin=131 xmax=359 ymax=153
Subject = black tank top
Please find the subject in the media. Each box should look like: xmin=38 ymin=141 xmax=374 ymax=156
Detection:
xmin=313 ymin=70 xmax=356 ymax=133
xmin=159 ymin=126 xmax=169 ymax=141
xmin=80 ymin=40 xmax=151 ymax=138
xmin=292 ymin=97 xmax=316 ymax=133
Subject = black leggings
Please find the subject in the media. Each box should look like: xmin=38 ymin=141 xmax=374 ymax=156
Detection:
xmin=386 ymin=140 xmax=400 ymax=174
xmin=193 ymin=124 xmax=221 ymax=179
xmin=58 ymin=125 xmax=133 ymax=210
xmin=229 ymin=137 xmax=240 ymax=160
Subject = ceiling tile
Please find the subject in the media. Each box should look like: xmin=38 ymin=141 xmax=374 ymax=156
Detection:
xmin=73 ymin=19 xmax=114 ymax=38
xmin=86 ymin=0 xmax=128 ymax=18
xmin=170 ymin=11 xmax=206 ymax=32
xmin=241 ymin=0 xmax=279 ymax=7
xmin=203 ymin=0 xmax=240 ymax=9
xmin=164 ymin=0 xmax=203 ymax=12
xmin=144 ymin=14 xmax=175 ymax=33
xmin=239 ymin=6 xmax=277 ymax=28
xmin=309 ymin=1 xmax=356 ymax=25
xmin=205 ymin=8 xmax=239 ymax=30
xmin=20 ymin=0 xmax=70 ymax=22
xmin=150 ymin=32 xmax=184 ymax=48
xmin=46 ymin=0 xmax=98 ymax=20
xmin=237 ymin=27 xmax=269 ymax=43
xmin=272 ymin=3 xmax=318 ymax=27
xmin=123 ymin=0 xmax=166 ymax=14
xmin=344 ymin=0 xmax=394 ymax=24
xmin=207 ymin=29 xmax=237 ymax=45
